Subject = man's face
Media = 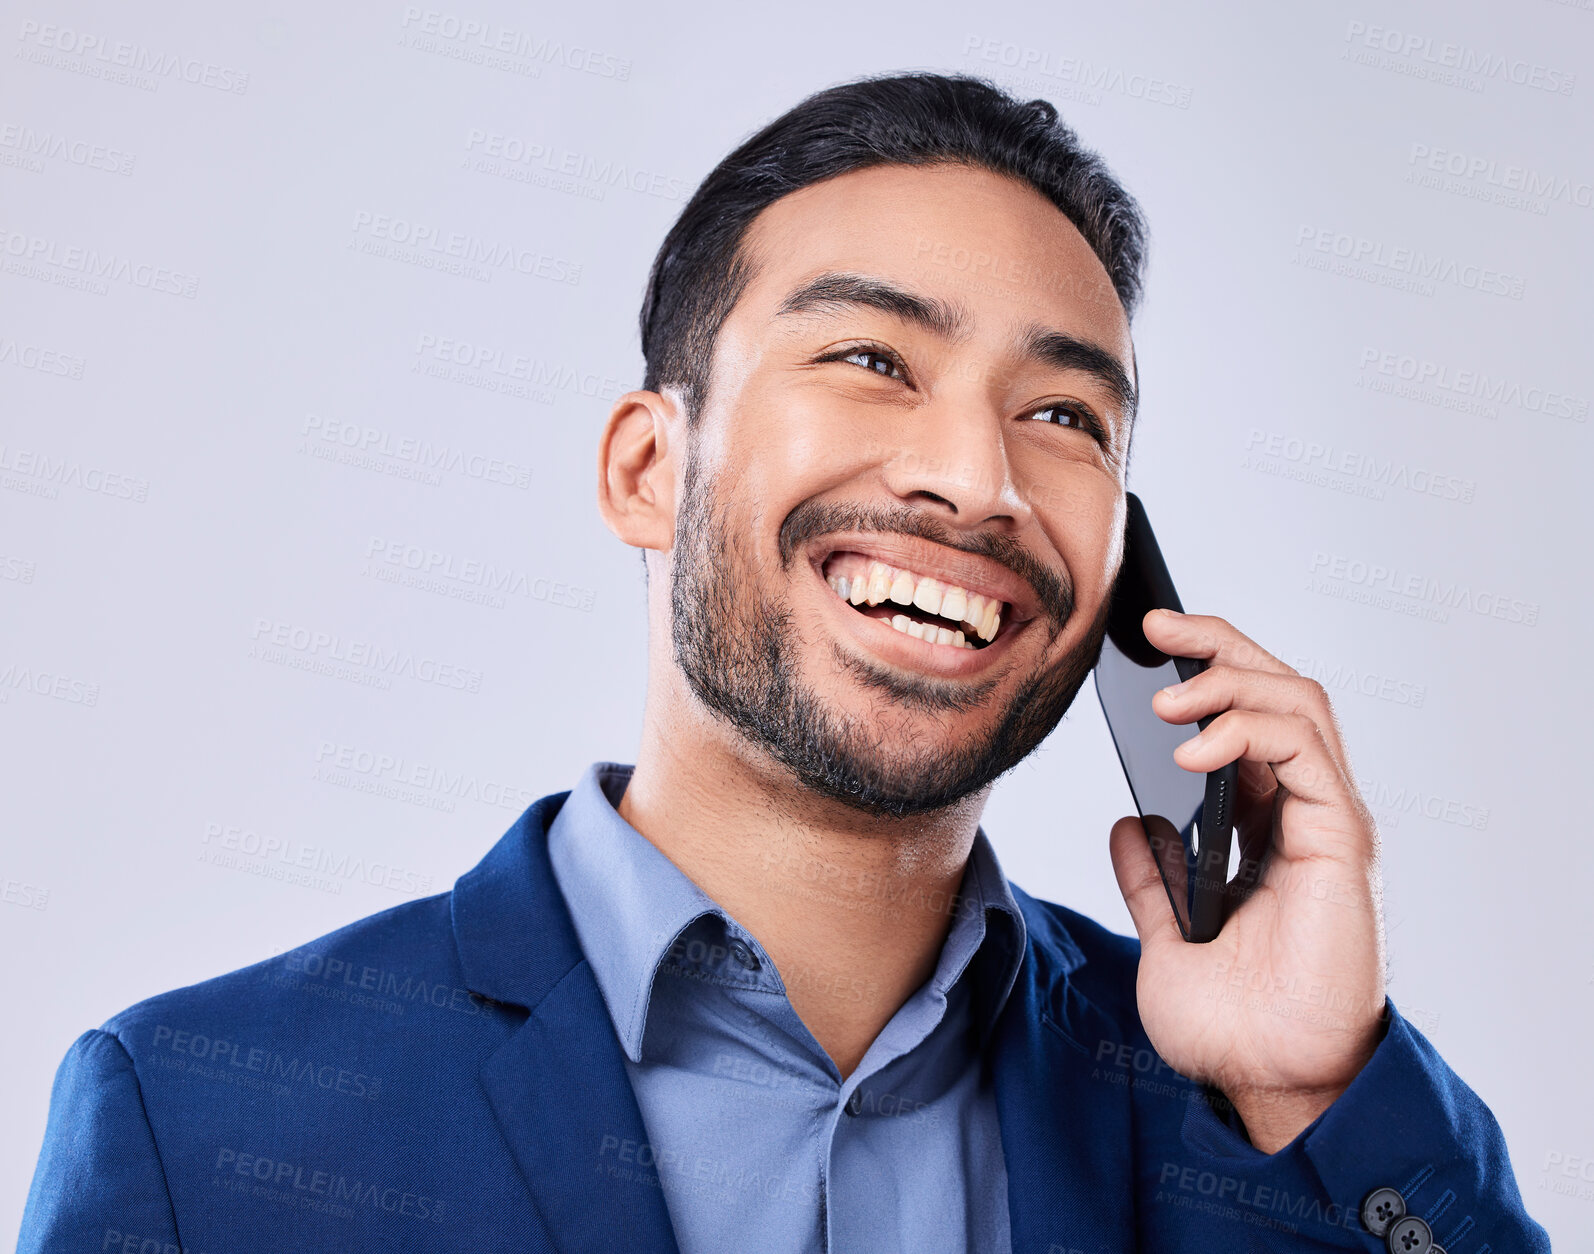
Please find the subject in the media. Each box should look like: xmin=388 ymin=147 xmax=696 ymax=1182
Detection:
xmin=667 ymin=162 xmax=1134 ymax=819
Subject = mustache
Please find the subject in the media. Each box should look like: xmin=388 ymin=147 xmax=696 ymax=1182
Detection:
xmin=778 ymin=498 xmax=1074 ymax=631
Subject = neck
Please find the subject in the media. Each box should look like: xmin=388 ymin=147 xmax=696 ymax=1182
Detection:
xmin=617 ymin=683 xmax=988 ymax=1079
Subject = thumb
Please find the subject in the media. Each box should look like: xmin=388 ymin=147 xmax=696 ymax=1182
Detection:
xmin=1109 ymin=815 xmax=1183 ymax=952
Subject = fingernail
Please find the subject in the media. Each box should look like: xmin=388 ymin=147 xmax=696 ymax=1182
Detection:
xmin=1158 ymin=608 xmax=1184 ymax=618
xmin=1160 ymin=679 xmax=1190 ymax=697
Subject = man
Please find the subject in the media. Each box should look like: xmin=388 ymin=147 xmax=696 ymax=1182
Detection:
xmin=19 ymin=73 xmax=1547 ymax=1253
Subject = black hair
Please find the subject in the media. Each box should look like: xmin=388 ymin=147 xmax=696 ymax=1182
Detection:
xmin=637 ymin=70 xmax=1149 ymax=423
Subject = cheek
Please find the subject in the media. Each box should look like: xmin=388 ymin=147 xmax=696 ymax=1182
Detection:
xmin=718 ymin=382 xmax=868 ymax=498
xmin=1038 ymin=485 xmax=1121 ymax=606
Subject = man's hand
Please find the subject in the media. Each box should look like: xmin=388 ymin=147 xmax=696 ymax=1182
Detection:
xmin=1108 ymin=609 xmax=1387 ymax=1154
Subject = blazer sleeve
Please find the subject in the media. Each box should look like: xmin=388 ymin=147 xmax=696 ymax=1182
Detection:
xmin=17 ymin=1029 xmax=182 ymax=1254
xmin=1181 ymin=999 xmax=1552 ymax=1252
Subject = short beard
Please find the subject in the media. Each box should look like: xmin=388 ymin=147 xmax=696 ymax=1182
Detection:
xmin=668 ymin=447 xmax=1111 ymax=820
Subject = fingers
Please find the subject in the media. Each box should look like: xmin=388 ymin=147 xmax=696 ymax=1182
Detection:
xmin=1143 ymin=609 xmax=1298 ymax=678
xmin=1153 ymin=664 xmax=1349 ymax=766
xmin=1137 ymin=609 xmax=1371 ymax=862
xmin=1108 ymin=816 xmax=1183 ymax=952
xmin=1172 ymin=708 xmax=1369 ymax=858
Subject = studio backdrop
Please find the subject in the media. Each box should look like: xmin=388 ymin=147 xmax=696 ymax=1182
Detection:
xmin=1 ymin=0 xmax=1590 ymax=1245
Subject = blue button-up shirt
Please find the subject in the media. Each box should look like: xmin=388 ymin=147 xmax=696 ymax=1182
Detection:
xmin=545 ymin=761 xmax=1029 ymax=1254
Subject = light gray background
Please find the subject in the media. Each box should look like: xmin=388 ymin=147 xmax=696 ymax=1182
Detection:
xmin=2 ymin=0 xmax=1590 ymax=1243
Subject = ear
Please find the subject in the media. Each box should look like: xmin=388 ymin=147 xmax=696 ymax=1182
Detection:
xmin=597 ymin=388 xmax=682 ymax=557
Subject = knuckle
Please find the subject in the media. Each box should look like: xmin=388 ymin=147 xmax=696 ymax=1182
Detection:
xmin=1289 ymin=711 xmax=1321 ymax=739
xmin=1234 ymin=634 xmax=1277 ymax=670
xmin=1300 ymin=677 xmax=1329 ymax=705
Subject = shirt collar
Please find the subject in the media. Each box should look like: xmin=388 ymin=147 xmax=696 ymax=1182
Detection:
xmin=546 ymin=761 xmax=1028 ymax=1063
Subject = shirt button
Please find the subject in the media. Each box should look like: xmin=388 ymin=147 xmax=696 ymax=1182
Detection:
xmin=1360 ymin=1186 xmax=1406 ymax=1237
xmin=727 ymin=939 xmax=760 ymax=971
xmin=844 ymin=1090 xmax=863 ymax=1117
xmin=1384 ymin=1216 xmax=1433 ymax=1254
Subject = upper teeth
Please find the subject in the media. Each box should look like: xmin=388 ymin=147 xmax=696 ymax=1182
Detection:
xmin=824 ymin=559 xmax=1005 ymax=644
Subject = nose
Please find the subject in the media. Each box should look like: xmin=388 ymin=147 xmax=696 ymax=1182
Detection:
xmin=876 ymin=403 xmax=1032 ymax=531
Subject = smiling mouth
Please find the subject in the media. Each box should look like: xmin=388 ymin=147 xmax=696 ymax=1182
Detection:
xmin=820 ymin=552 xmax=1016 ymax=651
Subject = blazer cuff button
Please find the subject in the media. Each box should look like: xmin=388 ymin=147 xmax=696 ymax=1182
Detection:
xmin=1384 ymin=1214 xmax=1433 ymax=1253
xmin=1360 ymin=1186 xmax=1406 ymax=1236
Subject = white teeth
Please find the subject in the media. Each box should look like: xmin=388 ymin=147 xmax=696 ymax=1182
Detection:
xmin=980 ymin=600 xmax=1001 ymax=641
xmin=884 ymin=614 xmax=978 ymax=649
xmin=827 ymin=556 xmax=1007 ymax=648
xmin=866 ymin=563 xmax=891 ymax=606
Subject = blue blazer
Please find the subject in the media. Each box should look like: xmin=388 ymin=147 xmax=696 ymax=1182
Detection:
xmin=19 ymin=791 xmax=1549 ymax=1252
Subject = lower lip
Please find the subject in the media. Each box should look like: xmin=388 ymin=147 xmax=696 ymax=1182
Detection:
xmin=809 ymin=558 xmax=1030 ymax=678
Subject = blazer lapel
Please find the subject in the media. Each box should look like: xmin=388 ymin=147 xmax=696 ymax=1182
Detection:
xmin=452 ymin=793 xmax=681 ymax=1254
xmin=453 ymin=795 xmax=1142 ymax=1254
xmin=994 ymin=902 xmax=1138 ymax=1254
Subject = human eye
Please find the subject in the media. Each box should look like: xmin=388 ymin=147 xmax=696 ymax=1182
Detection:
xmin=1023 ymin=400 xmax=1108 ymax=442
xmin=817 ymin=343 xmax=910 ymax=383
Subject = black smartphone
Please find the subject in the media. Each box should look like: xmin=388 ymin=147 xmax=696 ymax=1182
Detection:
xmin=1093 ymin=493 xmax=1258 ymax=943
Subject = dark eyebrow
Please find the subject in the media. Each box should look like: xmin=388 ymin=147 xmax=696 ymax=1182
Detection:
xmin=774 ymin=271 xmax=968 ymax=341
xmin=1018 ymin=327 xmax=1138 ymax=421
xmin=775 ymin=269 xmax=1138 ymax=421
